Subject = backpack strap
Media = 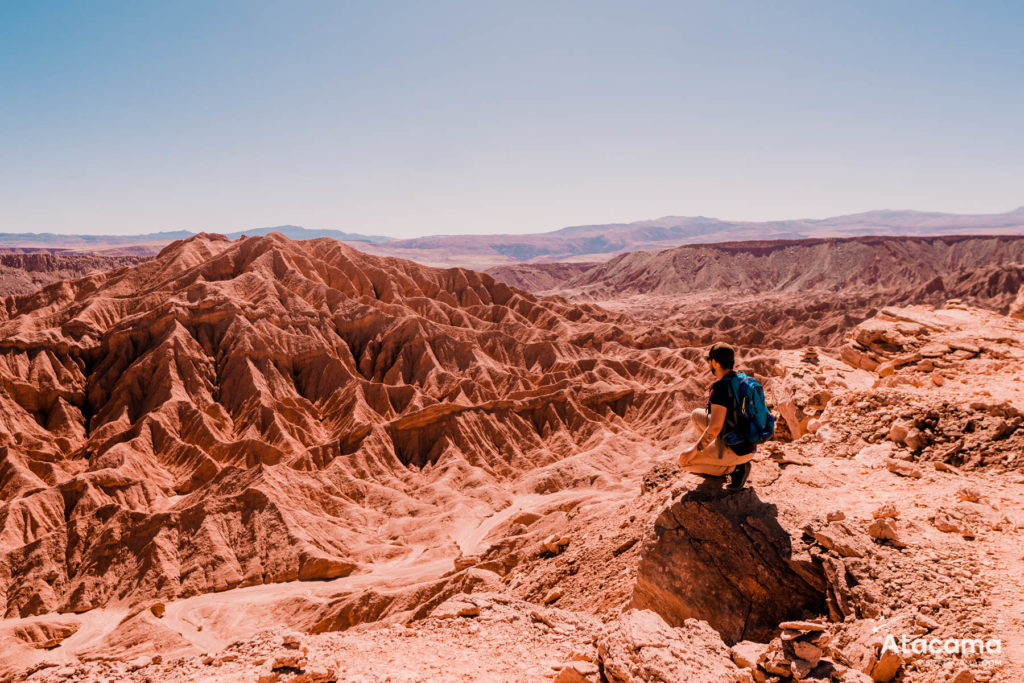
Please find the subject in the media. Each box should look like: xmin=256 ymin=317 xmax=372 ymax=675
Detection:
xmin=714 ymin=372 xmax=739 ymax=454
xmin=724 ymin=371 xmax=741 ymax=432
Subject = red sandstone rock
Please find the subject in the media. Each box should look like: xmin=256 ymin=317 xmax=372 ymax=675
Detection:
xmin=596 ymin=609 xmax=739 ymax=683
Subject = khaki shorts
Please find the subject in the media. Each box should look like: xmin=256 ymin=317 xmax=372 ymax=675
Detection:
xmin=678 ymin=408 xmax=755 ymax=476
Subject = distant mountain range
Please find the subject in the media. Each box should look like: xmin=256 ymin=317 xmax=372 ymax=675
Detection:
xmin=2 ymin=208 xmax=1023 ymax=266
xmin=0 ymin=225 xmax=390 ymax=253
xmin=358 ymin=207 xmax=1024 ymax=267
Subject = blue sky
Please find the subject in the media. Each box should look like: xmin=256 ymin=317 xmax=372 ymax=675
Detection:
xmin=1 ymin=1 xmax=1022 ymax=237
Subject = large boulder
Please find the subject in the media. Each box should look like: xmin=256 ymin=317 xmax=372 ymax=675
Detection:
xmin=597 ymin=609 xmax=738 ymax=683
xmin=632 ymin=487 xmax=825 ymax=644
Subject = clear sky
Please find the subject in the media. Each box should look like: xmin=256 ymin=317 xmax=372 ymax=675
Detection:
xmin=1 ymin=1 xmax=1022 ymax=238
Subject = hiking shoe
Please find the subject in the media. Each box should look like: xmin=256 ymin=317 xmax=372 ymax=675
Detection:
xmin=727 ymin=462 xmax=751 ymax=489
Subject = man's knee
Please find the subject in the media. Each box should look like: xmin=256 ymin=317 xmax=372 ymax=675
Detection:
xmin=691 ymin=408 xmax=709 ymax=429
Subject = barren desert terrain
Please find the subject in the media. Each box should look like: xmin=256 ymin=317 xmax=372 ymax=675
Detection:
xmin=1 ymin=233 xmax=1023 ymax=683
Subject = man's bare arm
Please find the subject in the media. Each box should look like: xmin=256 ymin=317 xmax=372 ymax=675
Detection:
xmin=695 ymin=404 xmax=728 ymax=451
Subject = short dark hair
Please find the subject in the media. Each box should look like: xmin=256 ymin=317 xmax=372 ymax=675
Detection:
xmin=707 ymin=342 xmax=735 ymax=369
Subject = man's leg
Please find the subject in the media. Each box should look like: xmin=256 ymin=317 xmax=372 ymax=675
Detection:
xmin=727 ymin=461 xmax=751 ymax=489
xmin=681 ymin=409 xmax=751 ymax=478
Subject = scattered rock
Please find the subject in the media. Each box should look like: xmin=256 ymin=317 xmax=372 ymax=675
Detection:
xmin=886 ymin=422 xmax=909 ymax=444
xmin=854 ymin=443 xmax=895 ymax=468
xmin=271 ymin=654 xmax=306 ymax=671
xmin=530 ymin=609 xmax=556 ymax=628
xmin=885 ymin=459 xmax=923 ymax=479
xmin=869 ymin=649 xmax=902 ymax=683
xmin=871 ymin=504 xmax=899 ymax=519
xmin=730 ymin=641 xmax=768 ymax=668
xmin=554 ymin=660 xmax=601 ymax=682
xmin=612 ymin=537 xmax=639 ymax=556
xmin=867 ymin=519 xmax=905 ymax=548
xmin=951 ymin=668 xmax=976 ymax=683
xmin=806 ymin=522 xmax=869 ymax=558
xmin=903 ymin=428 xmax=928 ymax=451
xmin=932 ymin=512 xmax=961 ymax=533
xmin=543 ymin=534 xmax=571 ymax=554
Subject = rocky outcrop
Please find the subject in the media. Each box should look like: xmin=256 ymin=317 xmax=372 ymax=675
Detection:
xmin=631 ymin=487 xmax=826 ymax=644
xmin=826 ymin=304 xmax=1024 ymax=469
xmin=770 ymin=349 xmax=873 ymax=440
xmin=841 ymin=303 xmax=1024 ymax=374
xmin=596 ymin=609 xmax=739 ymax=683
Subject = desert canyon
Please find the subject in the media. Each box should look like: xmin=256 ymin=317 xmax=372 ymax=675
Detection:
xmin=1 ymin=231 xmax=1023 ymax=683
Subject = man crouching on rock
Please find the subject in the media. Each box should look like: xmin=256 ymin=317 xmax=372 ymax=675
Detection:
xmin=677 ymin=342 xmax=755 ymax=489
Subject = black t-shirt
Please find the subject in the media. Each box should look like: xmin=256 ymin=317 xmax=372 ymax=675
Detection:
xmin=708 ymin=372 xmax=756 ymax=456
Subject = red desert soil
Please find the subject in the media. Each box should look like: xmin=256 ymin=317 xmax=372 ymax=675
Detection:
xmin=1 ymin=233 xmax=1023 ymax=682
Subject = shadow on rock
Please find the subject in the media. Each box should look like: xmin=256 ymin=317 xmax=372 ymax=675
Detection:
xmin=631 ymin=486 xmax=825 ymax=645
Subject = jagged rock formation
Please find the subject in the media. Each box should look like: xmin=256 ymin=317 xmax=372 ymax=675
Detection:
xmin=631 ymin=487 xmax=825 ymax=644
xmin=0 ymin=251 xmax=149 ymax=297
xmin=0 ymin=232 xmax=703 ymax=619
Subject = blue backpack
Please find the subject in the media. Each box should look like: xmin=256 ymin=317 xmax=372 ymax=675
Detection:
xmin=722 ymin=372 xmax=776 ymax=447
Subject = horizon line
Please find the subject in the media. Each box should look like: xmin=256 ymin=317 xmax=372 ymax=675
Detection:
xmin=2 ymin=203 xmax=1024 ymax=240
